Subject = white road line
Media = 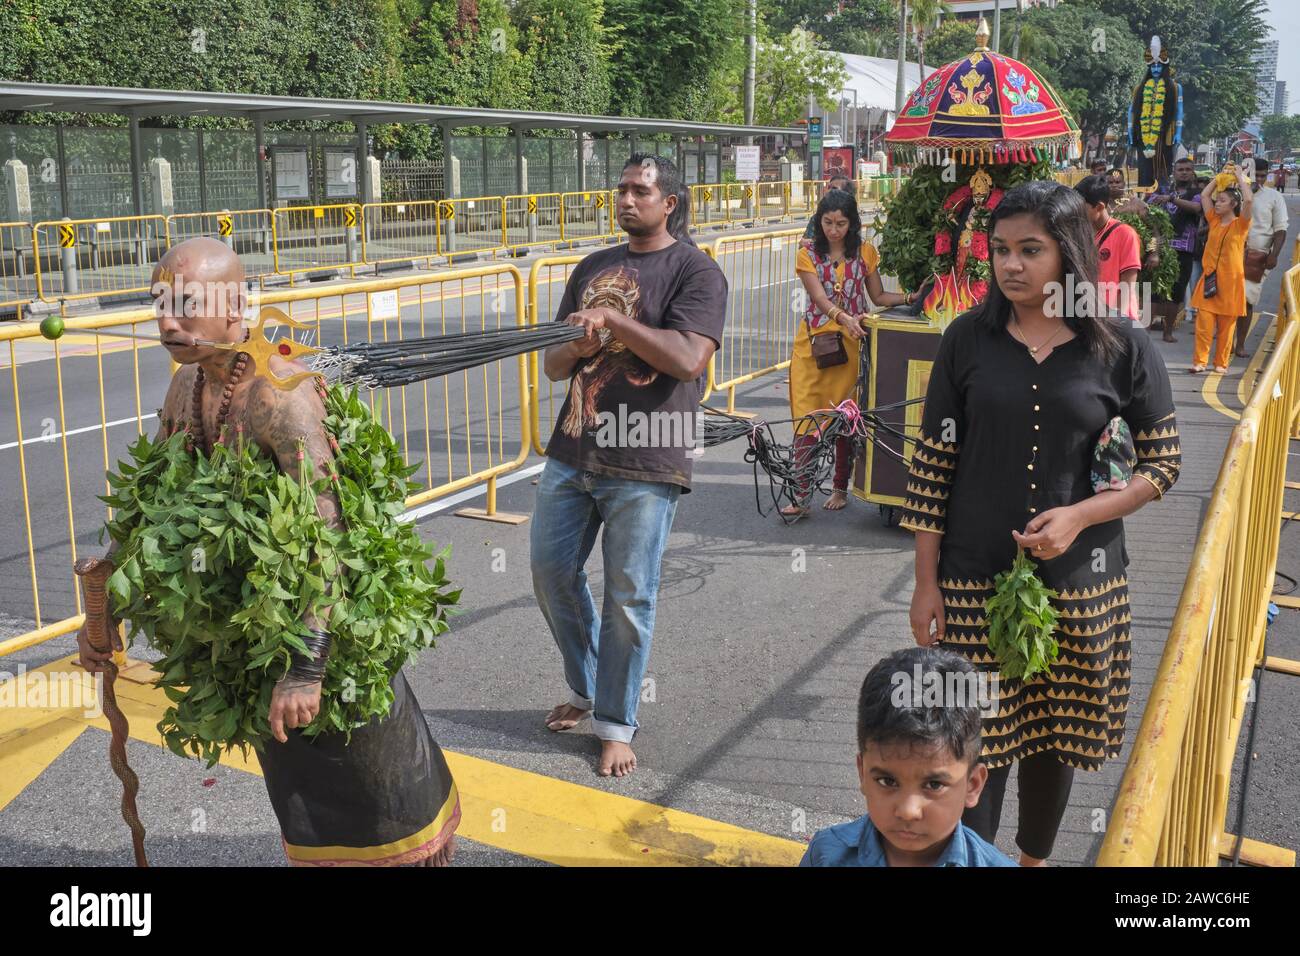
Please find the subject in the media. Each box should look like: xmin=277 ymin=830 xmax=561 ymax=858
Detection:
xmin=0 ymin=413 xmax=156 ymax=452
xmin=399 ymin=462 xmax=545 ymax=523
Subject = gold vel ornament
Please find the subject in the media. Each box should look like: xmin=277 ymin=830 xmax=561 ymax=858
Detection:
xmin=223 ymin=306 xmax=323 ymax=390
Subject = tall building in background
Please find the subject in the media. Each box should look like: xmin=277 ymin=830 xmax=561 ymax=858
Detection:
xmin=1276 ymin=80 xmax=1289 ymax=117
xmin=1253 ymin=39 xmax=1279 ymax=122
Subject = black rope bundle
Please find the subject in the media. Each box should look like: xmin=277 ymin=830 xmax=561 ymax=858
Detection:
xmin=303 ymin=320 xmax=929 ymax=523
xmin=703 ymin=394 xmax=925 ymax=523
xmin=312 ymin=324 xmax=589 ymax=387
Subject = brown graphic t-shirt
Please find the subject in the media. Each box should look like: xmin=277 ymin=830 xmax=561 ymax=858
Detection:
xmin=544 ymin=240 xmax=728 ymax=492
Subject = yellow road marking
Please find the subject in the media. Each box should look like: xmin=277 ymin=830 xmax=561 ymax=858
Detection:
xmin=0 ymin=656 xmax=805 ymax=866
xmin=0 ymin=717 xmax=87 ymax=811
xmin=1237 ymin=312 xmax=1276 ymax=406
xmin=1200 ymin=368 xmax=1236 ymax=420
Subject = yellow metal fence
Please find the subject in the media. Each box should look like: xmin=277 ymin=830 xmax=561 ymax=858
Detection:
xmin=709 ymin=229 xmax=802 ymax=414
xmin=361 ymin=199 xmax=442 ymax=269
xmin=167 ymin=209 xmax=276 ymax=278
xmin=33 ymin=215 xmax=169 ymax=303
xmin=1 ymin=221 xmax=36 ymax=318
xmin=2 ymin=197 xmax=895 ymax=660
xmin=0 ymin=264 xmax=530 ymax=660
xmin=6 ymin=179 xmax=906 ymax=313
xmin=271 ymin=203 xmax=364 ymax=280
xmin=1098 ymin=259 xmax=1300 ymax=867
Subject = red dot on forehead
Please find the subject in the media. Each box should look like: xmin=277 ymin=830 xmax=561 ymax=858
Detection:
xmin=278 ymin=343 xmax=291 ymax=355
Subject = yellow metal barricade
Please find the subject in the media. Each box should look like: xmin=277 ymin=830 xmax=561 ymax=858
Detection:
xmin=707 ymin=229 xmax=802 ymax=414
xmin=360 ymin=199 xmax=442 ymax=268
xmin=723 ymin=183 xmax=762 ymax=227
xmin=504 ymin=192 xmax=563 ymax=253
xmin=1 ymin=221 xmax=36 ymax=319
xmin=559 ymin=191 xmax=615 ymax=244
xmin=690 ymin=183 xmax=731 ymax=228
xmin=0 ymin=265 xmax=534 ymax=661
xmin=754 ymin=181 xmax=788 ymax=221
xmin=1097 ymin=263 xmax=1300 ymax=867
xmin=271 ymin=203 xmax=364 ymax=279
xmin=0 ymin=309 xmax=164 ymax=656
xmin=167 ymin=209 xmax=276 ymax=278
xmin=439 ymin=196 xmax=507 ymax=257
xmin=787 ymin=179 xmax=823 ymax=218
xmin=33 ymin=215 xmax=170 ymax=304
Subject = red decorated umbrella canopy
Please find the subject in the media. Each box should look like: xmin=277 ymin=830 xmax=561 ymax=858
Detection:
xmin=886 ymin=32 xmax=1080 ymax=166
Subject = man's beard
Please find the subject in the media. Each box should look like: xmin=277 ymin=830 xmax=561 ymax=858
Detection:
xmin=619 ymin=216 xmax=666 ymax=238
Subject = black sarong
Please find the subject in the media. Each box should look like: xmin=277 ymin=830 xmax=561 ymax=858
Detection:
xmin=256 ymin=669 xmax=459 ymax=866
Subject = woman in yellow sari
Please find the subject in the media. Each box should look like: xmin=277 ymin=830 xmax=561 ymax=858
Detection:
xmin=786 ymin=190 xmax=916 ymax=518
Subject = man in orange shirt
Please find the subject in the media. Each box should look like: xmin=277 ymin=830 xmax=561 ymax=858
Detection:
xmin=1188 ymin=165 xmax=1253 ymax=373
xmin=1076 ymin=175 xmax=1142 ymax=322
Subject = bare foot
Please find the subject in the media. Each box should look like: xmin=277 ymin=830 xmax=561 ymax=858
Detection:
xmin=823 ymin=490 xmax=848 ymax=511
xmin=545 ymin=702 xmax=589 ymax=732
xmin=424 ymin=834 xmax=457 ymax=867
xmin=1234 ymin=348 xmax=1249 ymax=358
xmin=598 ymin=740 xmax=637 ymax=778
xmin=779 ymin=503 xmax=810 ymax=520
xmin=1162 ymin=333 xmax=1178 ymax=343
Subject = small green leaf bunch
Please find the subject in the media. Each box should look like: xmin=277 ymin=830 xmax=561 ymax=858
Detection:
xmin=984 ymin=548 xmax=1060 ymax=681
xmin=102 ymin=385 xmax=461 ymax=766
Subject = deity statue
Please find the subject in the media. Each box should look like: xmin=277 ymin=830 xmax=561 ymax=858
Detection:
xmin=921 ymin=167 xmax=1003 ymax=327
xmin=1126 ymin=36 xmax=1184 ymax=189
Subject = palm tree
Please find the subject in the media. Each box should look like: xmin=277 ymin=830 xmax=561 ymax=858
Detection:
xmin=909 ymin=0 xmax=950 ymax=79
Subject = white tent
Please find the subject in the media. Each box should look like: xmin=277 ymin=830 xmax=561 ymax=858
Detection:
xmin=819 ymin=52 xmax=928 ymax=158
xmin=835 ymin=52 xmax=928 ymax=114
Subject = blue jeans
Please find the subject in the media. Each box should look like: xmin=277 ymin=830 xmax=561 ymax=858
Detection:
xmin=530 ymin=458 xmax=680 ymax=743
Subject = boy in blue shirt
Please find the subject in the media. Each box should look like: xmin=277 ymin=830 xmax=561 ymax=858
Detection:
xmin=801 ymin=646 xmax=1016 ymax=867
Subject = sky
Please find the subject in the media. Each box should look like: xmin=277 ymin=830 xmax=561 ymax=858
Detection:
xmin=1263 ymin=0 xmax=1298 ymax=115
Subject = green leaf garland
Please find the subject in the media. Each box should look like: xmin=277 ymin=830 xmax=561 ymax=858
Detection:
xmin=101 ymin=384 xmax=461 ymax=767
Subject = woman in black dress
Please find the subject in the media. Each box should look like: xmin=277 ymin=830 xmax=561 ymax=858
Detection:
xmin=901 ymin=181 xmax=1181 ymax=865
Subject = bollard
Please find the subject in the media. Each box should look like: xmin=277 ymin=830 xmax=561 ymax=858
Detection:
xmin=220 ymin=209 xmax=234 ymax=251
xmin=444 ymin=203 xmax=456 ymax=254
xmin=528 ymin=198 xmax=538 ymax=245
xmin=346 ymin=224 xmax=359 ymax=266
xmin=60 ymin=218 xmax=79 ymax=296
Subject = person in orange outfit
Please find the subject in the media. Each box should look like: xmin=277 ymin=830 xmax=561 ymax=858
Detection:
xmin=1188 ymin=164 xmax=1253 ymax=374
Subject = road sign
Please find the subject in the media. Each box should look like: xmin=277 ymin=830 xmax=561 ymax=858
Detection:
xmin=58 ymin=223 xmax=76 ymax=248
xmin=742 ymin=186 xmax=753 ymax=200
xmin=703 ymin=188 xmax=713 ymax=202
xmin=217 ymin=215 xmax=233 ymax=237
xmin=735 ymin=145 xmax=761 ymax=181
xmin=441 ymin=202 xmax=455 ymax=220
xmin=594 ymin=194 xmax=606 ymax=209
xmin=313 ymin=207 xmax=324 ymax=220
xmin=528 ymin=196 xmax=537 ymax=214
xmin=344 ymin=207 xmax=357 ymax=228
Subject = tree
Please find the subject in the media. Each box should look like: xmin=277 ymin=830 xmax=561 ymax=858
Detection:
xmin=512 ymin=0 xmax=613 ymax=117
xmin=922 ymin=17 xmax=976 ymax=68
xmin=1089 ymin=0 xmax=1267 ymax=145
xmin=603 ymin=0 xmax=745 ymax=119
xmin=909 ymin=0 xmax=949 ymax=77
xmin=1262 ymin=114 xmax=1300 ymax=156
xmin=1018 ymin=3 xmax=1144 ymax=161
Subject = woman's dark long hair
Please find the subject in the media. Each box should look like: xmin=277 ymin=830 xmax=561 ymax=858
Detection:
xmin=971 ymin=179 xmax=1123 ymax=364
xmin=811 ymin=189 xmax=863 ymax=261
